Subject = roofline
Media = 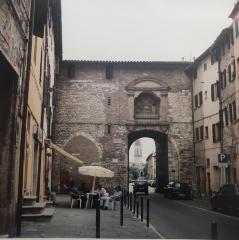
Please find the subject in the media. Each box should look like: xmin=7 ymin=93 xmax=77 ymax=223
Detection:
xmin=229 ymin=1 xmax=239 ymax=18
xmin=62 ymin=59 xmax=192 ymax=65
xmin=186 ymin=25 xmax=232 ymax=73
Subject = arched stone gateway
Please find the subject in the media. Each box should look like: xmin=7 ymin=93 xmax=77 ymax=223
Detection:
xmin=53 ymin=61 xmax=194 ymax=192
xmin=128 ymin=130 xmax=168 ymax=191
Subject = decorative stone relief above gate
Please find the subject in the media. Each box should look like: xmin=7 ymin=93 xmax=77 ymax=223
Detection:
xmin=134 ymin=92 xmax=159 ymax=119
xmin=125 ymin=78 xmax=170 ymax=122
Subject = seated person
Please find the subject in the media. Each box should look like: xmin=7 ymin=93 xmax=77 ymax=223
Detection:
xmin=78 ymin=182 xmax=89 ymax=208
xmin=96 ymin=185 xmax=110 ymax=210
xmin=111 ymin=186 xmax=122 ymax=201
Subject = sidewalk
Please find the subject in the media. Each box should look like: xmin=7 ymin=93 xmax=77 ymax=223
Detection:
xmin=20 ymin=194 xmax=159 ymax=239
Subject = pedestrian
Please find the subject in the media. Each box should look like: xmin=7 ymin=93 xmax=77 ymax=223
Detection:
xmin=96 ymin=185 xmax=110 ymax=210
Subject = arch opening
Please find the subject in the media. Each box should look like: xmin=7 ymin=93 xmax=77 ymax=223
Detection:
xmin=128 ymin=130 xmax=168 ymax=192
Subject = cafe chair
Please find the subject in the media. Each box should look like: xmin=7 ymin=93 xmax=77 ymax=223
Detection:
xmin=70 ymin=192 xmax=82 ymax=208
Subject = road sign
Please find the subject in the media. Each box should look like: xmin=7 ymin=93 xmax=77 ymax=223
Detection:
xmin=218 ymin=153 xmax=231 ymax=168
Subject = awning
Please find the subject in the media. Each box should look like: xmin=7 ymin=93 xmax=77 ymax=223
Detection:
xmin=45 ymin=139 xmax=84 ymax=165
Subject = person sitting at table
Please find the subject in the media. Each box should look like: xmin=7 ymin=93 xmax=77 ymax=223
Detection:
xmin=78 ymin=182 xmax=89 ymax=208
xmin=111 ymin=186 xmax=122 ymax=201
xmin=96 ymin=185 xmax=110 ymax=210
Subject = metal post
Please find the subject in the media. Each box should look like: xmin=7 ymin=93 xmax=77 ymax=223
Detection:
xmin=130 ymin=192 xmax=132 ymax=211
xmin=96 ymin=199 xmax=100 ymax=238
xmin=120 ymin=195 xmax=123 ymax=226
xmin=147 ymin=199 xmax=149 ymax=227
xmin=141 ymin=197 xmax=143 ymax=222
xmin=211 ymin=221 xmax=217 ymax=240
xmin=133 ymin=194 xmax=136 ymax=214
xmin=127 ymin=192 xmax=129 ymax=209
xmin=136 ymin=200 xmax=139 ymax=218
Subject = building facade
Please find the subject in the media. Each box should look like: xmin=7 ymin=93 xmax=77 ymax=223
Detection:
xmin=0 ymin=0 xmax=31 ymax=236
xmin=53 ymin=61 xmax=193 ymax=192
xmin=0 ymin=0 xmax=62 ymax=236
xmin=146 ymin=153 xmax=156 ymax=180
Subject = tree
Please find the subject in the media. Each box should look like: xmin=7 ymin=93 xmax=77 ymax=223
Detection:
xmin=129 ymin=166 xmax=139 ymax=180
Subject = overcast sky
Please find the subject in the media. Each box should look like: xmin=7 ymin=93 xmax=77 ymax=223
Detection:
xmin=62 ymin=0 xmax=236 ymax=61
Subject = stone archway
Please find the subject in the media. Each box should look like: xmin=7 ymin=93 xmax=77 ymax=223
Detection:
xmin=59 ymin=134 xmax=101 ymax=192
xmin=128 ymin=129 xmax=168 ymax=191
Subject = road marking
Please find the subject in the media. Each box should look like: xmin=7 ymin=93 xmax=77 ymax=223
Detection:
xmin=176 ymin=201 xmax=239 ymax=221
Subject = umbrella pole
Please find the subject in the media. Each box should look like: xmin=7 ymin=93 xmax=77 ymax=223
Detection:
xmin=92 ymin=176 xmax=96 ymax=192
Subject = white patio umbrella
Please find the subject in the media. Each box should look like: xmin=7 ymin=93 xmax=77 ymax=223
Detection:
xmin=78 ymin=165 xmax=114 ymax=192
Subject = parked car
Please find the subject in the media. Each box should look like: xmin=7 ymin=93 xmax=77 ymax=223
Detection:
xmin=133 ymin=179 xmax=148 ymax=195
xmin=211 ymin=184 xmax=239 ymax=216
xmin=164 ymin=182 xmax=191 ymax=199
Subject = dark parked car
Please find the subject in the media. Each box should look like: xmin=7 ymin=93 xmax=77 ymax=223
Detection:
xmin=164 ymin=182 xmax=191 ymax=199
xmin=211 ymin=184 xmax=239 ymax=216
xmin=133 ymin=179 xmax=148 ymax=195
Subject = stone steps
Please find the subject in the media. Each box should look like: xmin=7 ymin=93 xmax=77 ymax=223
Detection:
xmin=22 ymin=208 xmax=55 ymax=221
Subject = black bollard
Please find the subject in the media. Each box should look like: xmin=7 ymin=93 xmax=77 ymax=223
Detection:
xmin=147 ymin=199 xmax=149 ymax=227
xmin=130 ymin=192 xmax=132 ymax=211
xmin=127 ymin=192 xmax=130 ymax=209
xmin=123 ymin=190 xmax=126 ymax=206
xmin=133 ymin=194 xmax=136 ymax=214
xmin=141 ymin=197 xmax=144 ymax=222
xmin=211 ymin=221 xmax=217 ymax=240
xmin=96 ymin=199 xmax=100 ymax=238
xmin=136 ymin=200 xmax=139 ymax=218
xmin=120 ymin=195 xmax=123 ymax=226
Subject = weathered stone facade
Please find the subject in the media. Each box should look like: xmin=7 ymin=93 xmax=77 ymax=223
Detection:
xmin=53 ymin=61 xmax=193 ymax=192
xmin=0 ymin=0 xmax=31 ymax=236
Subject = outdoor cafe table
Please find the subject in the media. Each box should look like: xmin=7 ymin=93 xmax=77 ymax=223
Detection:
xmin=86 ymin=192 xmax=99 ymax=208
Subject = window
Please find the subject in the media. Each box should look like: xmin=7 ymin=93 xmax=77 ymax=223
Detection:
xmin=211 ymin=83 xmax=218 ymax=101
xmin=199 ymin=91 xmax=203 ymax=106
xmin=212 ymin=123 xmax=221 ymax=143
xmin=107 ymin=125 xmax=111 ymax=134
xmin=228 ymin=64 xmax=232 ymax=82
xmin=106 ymin=64 xmax=113 ymax=80
xmin=205 ymin=126 xmax=209 ymax=139
xmin=67 ymin=64 xmax=75 ymax=78
xmin=232 ymin=101 xmax=237 ymax=121
xmin=203 ymin=63 xmax=207 ymax=71
xmin=107 ymin=97 xmax=111 ymax=106
xmin=229 ymin=103 xmax=233 ymax=123
xmin=200 ymin=126 xmax=204 ymax=140
xmin=232 ymin=60 xmax=236 ymax=81
xmin=224 ymin=107 xmax=229 ymax=126
xmin=193 ymin=69 xmax=197 ymax=79
xmin=220 ymin=70 xmax=227 ymax=89
xmin=194 ymin=95 xmax=198 ymax=109
xmin=206 ymin=158 xmax=210 ymax=168
xmin=235 ymin=18 xmax=239 ymax=38
xmin=195 ymin=128 xmax=199 ymax=141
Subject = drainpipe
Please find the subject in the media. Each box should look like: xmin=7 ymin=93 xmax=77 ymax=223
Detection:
xmin=16 ymin=0 xmax=36 ymax=236
xmin=190 ymin=70 xmax=197 ymax=198
xmin=218 ymin=58 xmax=224 ymax=187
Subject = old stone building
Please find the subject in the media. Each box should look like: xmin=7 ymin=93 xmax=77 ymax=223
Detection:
xmin=0 ymin=0 xmax=31 ymax=236
xmin=53 ymin=61 xmax=194 ymax=192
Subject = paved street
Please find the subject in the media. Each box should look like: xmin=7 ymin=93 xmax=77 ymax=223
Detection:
xmin=131 ymin=188 xmax=239 ymax=240
xmin=20 ymin=194 xmax=159 ymax=239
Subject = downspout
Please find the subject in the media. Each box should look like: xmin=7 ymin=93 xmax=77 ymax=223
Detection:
xmin=36 ymin=0 xmax=49 ymax=203
xmin=190 ymin=70 xmax=197 ymax=198
xmin=16 ymin=0 xmax=36 ymax=236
